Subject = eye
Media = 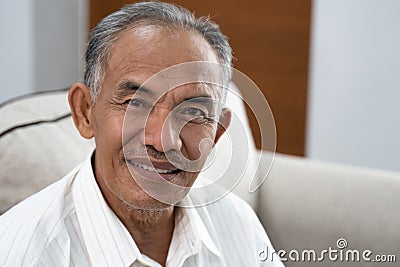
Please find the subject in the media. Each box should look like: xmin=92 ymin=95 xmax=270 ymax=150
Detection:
xmin=125 ymin=98 xmax=145 ymax=108
xmin=178 ymin=107 xmax=215 ymax=124
xmin=185 ymin=107 xmax=205 ymax=117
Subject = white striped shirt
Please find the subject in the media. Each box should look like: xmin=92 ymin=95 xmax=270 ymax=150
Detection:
xmin=0 ymin=155 xmax=283 ymax=266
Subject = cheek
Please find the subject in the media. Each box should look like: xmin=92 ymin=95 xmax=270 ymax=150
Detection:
xmin=94 ymin=112 xmax=125 ymax=158
xmin=122 ymin=113 xmax=146 ymax=146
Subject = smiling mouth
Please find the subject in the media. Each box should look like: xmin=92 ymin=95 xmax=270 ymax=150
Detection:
xmin=126 ymin=158 xmax=181 ymax=174
xmin=131 ymin=161 xmax=176 ymax=173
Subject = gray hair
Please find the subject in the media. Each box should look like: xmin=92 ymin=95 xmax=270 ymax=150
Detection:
xmin=84 ymin=1 xmax=233 ymax=101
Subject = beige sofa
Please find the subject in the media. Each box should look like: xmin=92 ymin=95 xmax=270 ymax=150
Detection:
xmin=1 ymin=89 xmax=399 ymax=266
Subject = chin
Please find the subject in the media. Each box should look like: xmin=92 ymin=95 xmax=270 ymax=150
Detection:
xmin=119 ymin=191 xmax=172 ymax=213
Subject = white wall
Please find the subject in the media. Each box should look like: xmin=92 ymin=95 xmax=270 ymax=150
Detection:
xmin=0 ymin=1 xmax=34 ymax=102
xmin=307 ymin=0 xmax=400 ymax=171
xmin=0 ymin=0 xmax=87 ymax=103
xmin=34 ymin=0 xmax=83 ymax=91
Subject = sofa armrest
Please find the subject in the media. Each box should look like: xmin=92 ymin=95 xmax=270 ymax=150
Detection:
xmin=256 ymin=151 xmax=400 ymax=267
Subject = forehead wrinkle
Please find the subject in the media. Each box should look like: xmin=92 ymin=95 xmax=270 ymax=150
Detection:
xmin=109 ymin=50 xmax=173 ymax=83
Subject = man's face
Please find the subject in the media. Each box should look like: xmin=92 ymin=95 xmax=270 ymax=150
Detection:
xmin=89 ymin=26 xmax=229 ymax=211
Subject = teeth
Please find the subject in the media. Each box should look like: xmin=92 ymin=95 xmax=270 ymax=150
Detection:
xmin=131 ymin=161 xmax=175 ymax=174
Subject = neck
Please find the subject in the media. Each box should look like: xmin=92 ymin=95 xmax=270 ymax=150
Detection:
xmin=113 ymin=197 xmax=176 ymax=266
xmin=120 ymin=205 xmax=176 ymax=266
xmin=119 ymin=204 xmax=176 ymax=240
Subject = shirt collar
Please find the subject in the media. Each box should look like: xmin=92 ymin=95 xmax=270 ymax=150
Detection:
xmin=165 ymin=202 xmax=222 ymax=266
xmin=184 ymin=205 xmax=222 ymax=258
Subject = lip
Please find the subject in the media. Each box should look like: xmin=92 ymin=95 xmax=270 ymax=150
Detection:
xmin=126 ymin=158 xmax=182 ymax=182
xmin=128 ymin=157 xmax=179 ymax=170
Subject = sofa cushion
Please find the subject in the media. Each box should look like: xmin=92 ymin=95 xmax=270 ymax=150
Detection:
xmin=0 ymin=90 xmax=94 ymax=214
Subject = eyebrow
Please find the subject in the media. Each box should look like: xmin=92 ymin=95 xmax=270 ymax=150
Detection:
xmin=183 ymin=95 xmax=218 ymax=111
xmin=183 ymin=95 xmax=214 ymax=102
xmin=115 ymin=80 xmax=152 ymax=98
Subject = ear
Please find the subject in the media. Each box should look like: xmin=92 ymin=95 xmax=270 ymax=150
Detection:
xmin=68 ymin=83 xmax=95 ymax=139
xmin=214 ymin=108 xmax=231 ymax=144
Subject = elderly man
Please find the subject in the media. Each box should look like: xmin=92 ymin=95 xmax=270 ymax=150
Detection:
xmin=0 ymin=2 xmax=282 ymax=266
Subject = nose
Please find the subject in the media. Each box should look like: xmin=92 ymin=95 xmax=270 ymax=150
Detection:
xmin=144 ymin=108 xmax=182 ymax=152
